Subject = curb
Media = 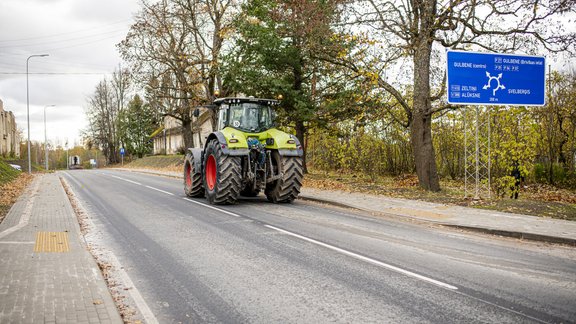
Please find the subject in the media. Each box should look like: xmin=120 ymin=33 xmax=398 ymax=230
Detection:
xmin=298 ymin=195 xmax=366 ymax=212
xmin=442 ymin=224 xmax=576 ymax=246
xmin=301 ymin=195 xmax=576 ymax=246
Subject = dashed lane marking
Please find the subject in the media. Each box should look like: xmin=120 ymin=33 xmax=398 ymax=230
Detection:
xmin=109 ymin=175 xmax=142 ymax=186
xmin=182 ymin=197 xmax=241 ymax=218
xmin=264 ymin=224 xmax=459 ymax=291
xmin=145 ymin=185 xmax=174 ymax=196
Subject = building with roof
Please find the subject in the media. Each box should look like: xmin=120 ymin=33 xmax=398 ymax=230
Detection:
xmin=0 ymin=99 xmax=20 ymax=157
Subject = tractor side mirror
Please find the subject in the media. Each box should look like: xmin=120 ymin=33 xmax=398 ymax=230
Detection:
xmin=193 ymin=108 xmax=200 ymax=117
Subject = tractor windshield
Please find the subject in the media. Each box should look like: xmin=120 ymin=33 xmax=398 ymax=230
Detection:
xmin=228 ymin=103 xmax=274 ymax=133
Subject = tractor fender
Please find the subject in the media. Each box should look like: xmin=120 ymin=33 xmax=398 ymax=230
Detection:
xmin=278 ymin=136 xmax=304 ymax=157
xmin=206 ymin=132 xmax=249 ymax=156
xmin=186 ymin=148 xmax=203 ymax=174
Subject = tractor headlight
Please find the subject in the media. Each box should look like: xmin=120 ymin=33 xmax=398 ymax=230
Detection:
xmin=287 ymin=139 xmax=295 ymax=144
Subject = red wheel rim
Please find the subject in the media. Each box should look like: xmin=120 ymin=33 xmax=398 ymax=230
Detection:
xmin=206 ymin=155 xmax=216 ymax=190
xmin=185 ymin=163 xmax=191 ymax=187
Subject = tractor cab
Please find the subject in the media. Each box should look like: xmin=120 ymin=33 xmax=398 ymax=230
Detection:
xmin=214 ymin=97 xmax=278 ymax=133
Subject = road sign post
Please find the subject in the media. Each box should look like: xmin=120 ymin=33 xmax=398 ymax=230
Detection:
xmin=120 ymin=147 xmax=125 ymax=166
xmin=446 ymin=51 xmax=546 ymax=199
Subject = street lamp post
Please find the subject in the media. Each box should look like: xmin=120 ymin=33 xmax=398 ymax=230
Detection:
xmin=26 ymin=54 xmax=49 ymax=174
xmin=44 ymin=105 xmax=55 ymax=171
xmin=65 ymin=141 xmax=69 ymax=170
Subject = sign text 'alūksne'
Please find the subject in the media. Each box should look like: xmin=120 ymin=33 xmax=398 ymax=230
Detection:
xmin=446 ymin=51 xmax=546 ymax=106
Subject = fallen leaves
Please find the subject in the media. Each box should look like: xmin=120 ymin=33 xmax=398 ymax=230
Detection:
xmin=0 ymin=173 xmax=35 ymax=224
xmin=303 ymin=177 xmax=348 ymax=191
xmin=302 ymin=169 xmax=576 ymax=220
xmin=524 ymin=184 xmax=576 ymax=204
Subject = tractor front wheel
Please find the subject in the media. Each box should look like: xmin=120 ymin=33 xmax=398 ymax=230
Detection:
xmin=203 ymin=140 xmax=242 ymax=204
xmin=265 ymin=151 xmax=303 ymax=203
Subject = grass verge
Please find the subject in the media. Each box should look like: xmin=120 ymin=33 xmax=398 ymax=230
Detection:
xmin=0 ymin=159 xmax=34 ymax=223
xmin=122 ymin=156 xmax=576 ymax=221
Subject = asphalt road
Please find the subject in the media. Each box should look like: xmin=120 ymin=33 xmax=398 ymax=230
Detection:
xmin=61 ymin=169 xmax=576 ymax=323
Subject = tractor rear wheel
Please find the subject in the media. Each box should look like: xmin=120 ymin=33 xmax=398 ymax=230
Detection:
xmin=265 ymin=151 xmax=303 ymax=203
xmin=203 ymin=140 xmax=242 ymax=204
xmin=184 ymin=152 xmax=204 ymax=197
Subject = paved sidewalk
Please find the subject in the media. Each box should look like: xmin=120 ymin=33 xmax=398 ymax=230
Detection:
xmin=299 ymin=188 xmax=576 ymax=245
xmin=0 ymin=174 xmax=122 ymax=324
xmin=119 ymin=167 xmax=576 ymax=245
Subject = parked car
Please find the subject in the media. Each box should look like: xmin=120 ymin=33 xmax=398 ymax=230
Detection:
xmin=9 ymin=164 xmax=22 ymax=171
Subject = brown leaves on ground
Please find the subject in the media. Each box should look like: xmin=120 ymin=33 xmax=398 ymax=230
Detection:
xmin=303 ymin=177 xmax=348 ymax=191
xmin=393 ymin=174 xmax=420 ymax=187
xmin=524 ymin=184 xmax=576 ymax=204
xmin=303 ymin=169 xmax=576 ymax=220
xmin=0 ymin=173 xmax=35 ymax=223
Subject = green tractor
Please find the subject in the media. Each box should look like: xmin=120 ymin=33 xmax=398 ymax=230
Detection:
xmin=183 ymin=97 xmax=304 ymax=205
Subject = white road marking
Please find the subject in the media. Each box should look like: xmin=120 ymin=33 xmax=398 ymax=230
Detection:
xmin=264 ymin=224 xmax=459 ymax=291
xmin=145 ymin=185 xmax=174 ymax=196
xmin=110 ymin=174 xmax=174 ymax=196
xmin=105 ymin=249 xmax=160 ymax=324
xmin=110 ymin=175 xmax=142 ymax=186
xmin=182 ymin=197 xmax=241 ymax=218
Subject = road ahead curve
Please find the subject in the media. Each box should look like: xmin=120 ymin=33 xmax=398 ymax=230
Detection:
xmin=61 ymin=169 xmax=576 ymax=323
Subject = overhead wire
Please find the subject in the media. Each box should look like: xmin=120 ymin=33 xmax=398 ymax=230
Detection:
xmin=0 ymin=29 xmax=128 ymax=49
xmin=0 ymin=19 xmax=132 ymax=43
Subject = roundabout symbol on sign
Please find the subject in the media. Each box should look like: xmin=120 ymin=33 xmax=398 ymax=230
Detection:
xmin=482 ymin=71 xmax=505 ymax=96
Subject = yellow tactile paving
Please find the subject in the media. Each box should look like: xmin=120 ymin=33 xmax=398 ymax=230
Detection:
xmin=34 ymin=232 xmax=70 ymax=253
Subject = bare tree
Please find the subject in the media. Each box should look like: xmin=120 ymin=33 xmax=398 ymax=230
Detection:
xmin=84 ymin=69 xmax=131 ymax=164
xmin=118 ymin=0 xmax=237 ymax=148
xmin=337 ymin=0 xmax=576 ymax=191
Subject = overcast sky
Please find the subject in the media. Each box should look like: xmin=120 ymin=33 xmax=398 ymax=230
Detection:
xmin=0 ymin=0 xmax=140 ymax=148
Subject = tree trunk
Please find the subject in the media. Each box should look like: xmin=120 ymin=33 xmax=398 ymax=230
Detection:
xmin=292 ymin=53 xmax=308 ymax=174
xmin=295 ymin=119 xmax=308 ymax=173
xmin=411 ymin=35 xmax=440 ymax=191
xmin=182 ymin=117 xmax=195 ymax=150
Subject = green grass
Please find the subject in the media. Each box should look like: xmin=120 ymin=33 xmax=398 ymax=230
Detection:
xmin=0 ymin=159 xmax=20 ymax=186
xmin=124 ymin=155 xmax=184 ymax=170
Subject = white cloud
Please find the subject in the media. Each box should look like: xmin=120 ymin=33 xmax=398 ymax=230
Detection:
xmin=0 ymin=0 xmax=140 ymax=144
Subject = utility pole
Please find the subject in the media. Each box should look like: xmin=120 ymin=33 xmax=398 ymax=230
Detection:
xmin=26 ymin=54 xmax=49 ymax=173
xmin=44 ymin=104 xmax=55 ymax=171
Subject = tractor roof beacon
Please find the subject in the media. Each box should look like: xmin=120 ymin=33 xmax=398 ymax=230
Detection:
xmin=184 ymin=97 xmax=304 ymax=205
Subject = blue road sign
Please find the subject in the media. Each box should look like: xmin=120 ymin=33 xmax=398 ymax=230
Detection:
xmin=447 ymin=51 xmax=546 ymax=106
xmin=120 ymin=148 xmax=125 ymax=155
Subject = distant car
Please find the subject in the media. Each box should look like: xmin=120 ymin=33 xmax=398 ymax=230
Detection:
xmin=9 ymin=164 xmax=22 ymax=171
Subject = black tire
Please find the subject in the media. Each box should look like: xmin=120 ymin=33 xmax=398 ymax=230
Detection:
xmin=265 ymin=151 xmax=303 ymax=203
xmin=203 ymin=140 xmax=242 ymax=204
xmin=184 ymin=152 xmax=204 ymax=197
